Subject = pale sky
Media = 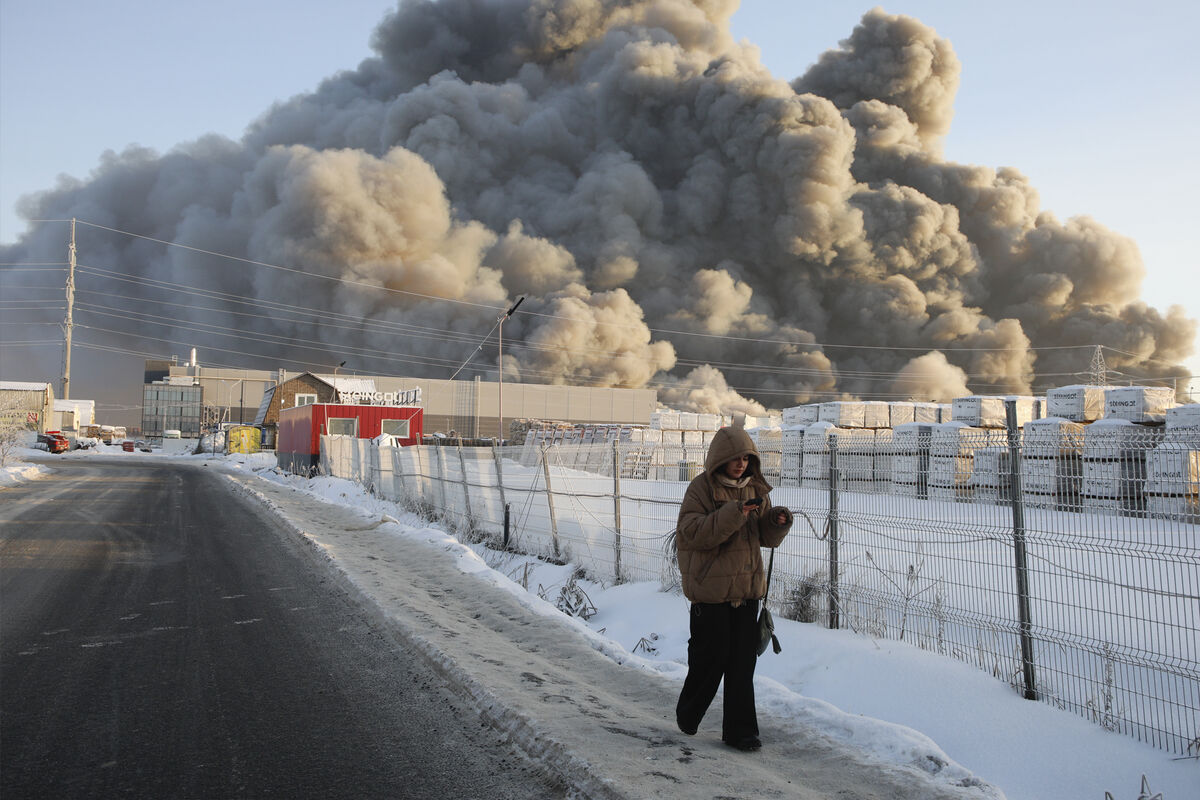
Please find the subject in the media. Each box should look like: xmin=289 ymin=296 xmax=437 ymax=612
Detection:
xmin=2 ymin=0 xmax=1197 ymax=374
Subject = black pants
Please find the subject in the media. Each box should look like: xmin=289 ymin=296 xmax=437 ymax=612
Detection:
xmin=676 ymin=600 xmax=759 ymax=741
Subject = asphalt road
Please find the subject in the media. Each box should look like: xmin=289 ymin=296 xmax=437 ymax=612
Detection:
xmin=0 ymin=458 xmax=565 ymax=799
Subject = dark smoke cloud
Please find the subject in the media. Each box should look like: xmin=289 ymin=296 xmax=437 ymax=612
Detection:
xmin=3 ymin=2 xmax=1192 ymax=411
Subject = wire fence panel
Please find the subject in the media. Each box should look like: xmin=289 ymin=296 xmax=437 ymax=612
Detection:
xmin=319 ymin=429 xmax=1200 ymax=755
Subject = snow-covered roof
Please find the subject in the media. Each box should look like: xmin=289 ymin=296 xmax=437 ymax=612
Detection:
xmin=313 ymin=375 xmax=377 ymax=395
xmin=0 ymin=381 xmax=51 ymax=392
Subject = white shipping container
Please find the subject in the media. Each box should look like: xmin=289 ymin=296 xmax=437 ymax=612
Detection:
xmin=1103 ymin=386 xmax=1176 ymax=423
xmin=819 ymin=402 xmax=866 ymax=428
xmin=1047 ymin=385 xmax=1110 ymax=422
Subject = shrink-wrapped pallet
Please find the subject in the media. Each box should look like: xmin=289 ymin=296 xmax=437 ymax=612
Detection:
xmin=1082 ymin=419 xmax=1163 ymax=460
xmin=893 ymin=422 xmax=936 ymax=452
xmin=952 ymin=395 xmax=1038 ymax=428
xmin=891 ymin=453 xmax=923 ymax=478
xmin=1103 ymin=386 xmax=1176 ymax=423
xmin=971 ymin=447 xmax=1011 ymax=489
xmin=1021 ymin=457 xmax=1082 ymax=496
xmin=840 ymin=428 xmax=877 ymax=485
xmin=1022 ymin=417 xmax=1086 ymax=458
xmin=887 ymin=402 xmax=916 ymax=427
xmin=929 ymin=454 xmax=973 ymax=487
xmin=678 ymin=411 xmax=699 ymax=430
xmin=651 ymin=410 xmax=680 ymax=430
xmin=801 ymin=422 xmax=839 ymax=487
xmin=874 ymin=428 xmax=895 ymax=484
xmin=1145 ymin=494 xmax=1200 ymax=522
xmin=912 ymin=403 xmax=940 ymax=424
xmin=697 ymin=413 xmax=721 ymax=431
xmin=1144 ymin=443 xmax=1200 ymax=495
xmin=780 ymin=425 xmax=805 ymax=487
xmin=1047 ymin=385 xmax=1110 ymax=422
xmin=752 ymin=427 xmax=783 ymax=482
xmin=862 ymin=401 xmax=890 ymax=429
xmin=930 ymin=422 xmax=1007 ymax=457
xmin=782 ymin=404 xmax=821 ymax=426
xmin=819 ymin=401 xmax=867 ymax=428
xmin=1164 ymin=404 xmax=1200 ymax=443
xmin=682 ymin=430 xmax=704 ymax=446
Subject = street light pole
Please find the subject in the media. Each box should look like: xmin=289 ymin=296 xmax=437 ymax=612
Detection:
xmin=497 ymin=297 xmax=524 ymax=445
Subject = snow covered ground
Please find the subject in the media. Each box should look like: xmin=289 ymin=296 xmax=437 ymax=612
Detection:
xmin=4 ymin=446 xmax=1196 ymax=798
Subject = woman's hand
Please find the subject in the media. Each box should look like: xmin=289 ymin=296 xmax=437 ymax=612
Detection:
xmin=772 ymin=509 xmax=788 ymax=525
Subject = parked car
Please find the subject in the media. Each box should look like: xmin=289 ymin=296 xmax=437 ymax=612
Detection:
xmin=37 ymin=431 xmax=70 ymax=454
xmin=136 ymin=440 xmax=152 ymax=452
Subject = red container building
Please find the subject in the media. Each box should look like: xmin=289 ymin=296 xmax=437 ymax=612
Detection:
xmin=277 ymin=403 xmax=423 ymax=475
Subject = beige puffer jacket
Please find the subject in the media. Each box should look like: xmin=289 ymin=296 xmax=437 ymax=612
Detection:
xmin=675 ymin=423 xmax=792 ymax=604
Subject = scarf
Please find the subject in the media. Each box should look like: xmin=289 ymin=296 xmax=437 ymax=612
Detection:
xmin=715 ymin=472 xmax=752 ymax=490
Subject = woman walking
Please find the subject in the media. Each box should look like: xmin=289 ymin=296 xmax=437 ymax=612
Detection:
xmin=674 ymin=419 xmax=792 ymax=751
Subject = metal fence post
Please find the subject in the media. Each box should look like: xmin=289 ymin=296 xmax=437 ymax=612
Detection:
xmin=435 ymin=444 xmax=449 ymax=519
xmin=828 ymin=433 xmax=840 ymax=630
xmin=540 ymin=443 xmax=560 ymax=559
xmin=492 ymin=442 xmax=508 ymax=522
xmin=456 ymin=439 xmax=474 ymax=533
xmin=1005 ymin=399 xmax=1038 ymax=701
xmin=612 ymin=438 xmax=623 ymax=584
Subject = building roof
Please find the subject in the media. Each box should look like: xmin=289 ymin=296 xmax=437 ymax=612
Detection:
xmin=0 ymin=381 xmax=52 ymax=392
xmin=311 ymin=375 xmax=377 ymax=395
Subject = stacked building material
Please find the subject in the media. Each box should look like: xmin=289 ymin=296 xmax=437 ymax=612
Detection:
xmin=1143 ymin=405 xmax=1200 ymax=521
xmin=912 ymin=403 xmax=941 ymax=423
xmin=1046 ymin=385 xmax=1110 ymax=422
xmin=1080 ymin=419 xmax=1164 ymax=515
xmin=887 ymin=402 xmax=916 ymax=427
xmin=840 ymin=428 xmax=879 ymax=491
xmin=782 ymin=404 xmax=821 ymax=426
xmin=818 ymin=401 xmax=867 ymax=428
xmin=873 ymin=428 xmax=895 ymax=487
xmin=951 ymin=395 xmax=1040 ymax=429
xmin=779 ymin=425 xmax=806 ymax=487
xmin=928 ymin=422 xmax=1007 ymax=503
xmin=972 ymin=447 xmax=1012 ymax=503
xmin=1103 ymin=386 xmax=1176 ymax=423
xmin=890 ymin=422 xmax=936 ymax=497
xmin=1019 ymin=418 xmax=1086 ymax=510
xmin=749 ymin=426 xmax=783 ymax=483
xmin=801 ymin=421 xmax=839 ymax=489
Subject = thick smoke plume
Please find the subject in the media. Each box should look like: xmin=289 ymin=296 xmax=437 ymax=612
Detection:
xmin=3 ymin=1 xmax=1193 ymax=412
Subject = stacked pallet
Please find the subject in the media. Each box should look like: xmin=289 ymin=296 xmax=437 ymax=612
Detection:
xmin=801 ymin=421 xmax=839 ymax=489
xmin=1144 ymin=405 xmax=1200 ymax=521
xmin=1080 ymin=419 xmax=1163 ymax=515
xmin=1046 ymin=385 xmax=1111 ymax=422
xmin=1019 ymin=418 xmax=1086 ymax=510
xmin=779 ymin=425 xmax=805 ymax=487
xmin=928 ymin=422 xmax=1007 ymax=503
xmin=890 ymin=422 xmax=936 ymax=497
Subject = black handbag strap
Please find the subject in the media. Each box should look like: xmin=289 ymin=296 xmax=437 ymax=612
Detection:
xmin=763 ymin=547 xmax=775 ymax=604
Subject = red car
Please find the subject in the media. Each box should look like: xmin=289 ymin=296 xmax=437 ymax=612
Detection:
xmin=37 ymin=431 xmax=70 ymax=454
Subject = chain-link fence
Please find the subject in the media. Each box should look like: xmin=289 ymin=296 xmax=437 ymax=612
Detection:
xmin=319 ymin=417 xmax=1200 ymax=756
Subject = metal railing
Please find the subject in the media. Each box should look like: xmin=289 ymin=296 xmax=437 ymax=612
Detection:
xmin=317 ymin=411 xmax=1200 ymax=755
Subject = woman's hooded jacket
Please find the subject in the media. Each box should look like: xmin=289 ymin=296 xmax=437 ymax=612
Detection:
xmin=675 ymin=422 xmax=792 ymax=604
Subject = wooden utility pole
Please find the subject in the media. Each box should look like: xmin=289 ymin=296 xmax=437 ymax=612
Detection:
xmin=61 ymin=218 xmax=76 ymax=399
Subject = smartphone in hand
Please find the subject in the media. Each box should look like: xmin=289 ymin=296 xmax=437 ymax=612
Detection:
xmin=743 ymin=497 xmax=764 ymax=509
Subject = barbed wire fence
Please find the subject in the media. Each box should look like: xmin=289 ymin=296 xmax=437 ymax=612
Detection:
xmin=320 ymin=411 xmax=1200 ymax=757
